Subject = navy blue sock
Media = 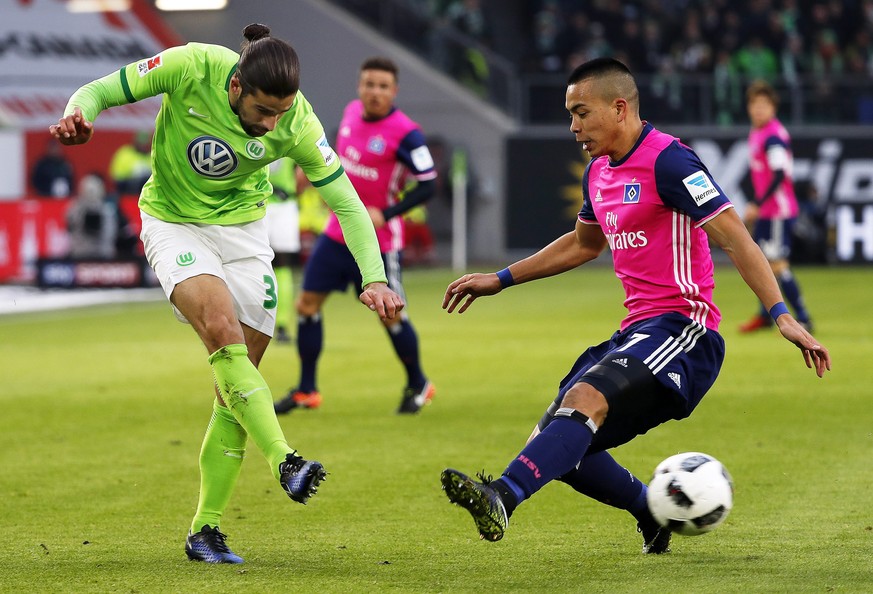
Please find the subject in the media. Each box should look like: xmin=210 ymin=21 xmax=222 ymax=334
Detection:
xmin=386 ymin=319 xmax=426 ymax=389
xmin=559 ymin=450 xmax=650 ymax=523
xmin=502 ymin=414 xmax=594 ymax=502
xmin=757 ymin=301 xmax=769 ymax=319
xmin=296 ymin=314 xmax=322 ymax=392
xmin=778 ymin=270 xmax=810 ymax=323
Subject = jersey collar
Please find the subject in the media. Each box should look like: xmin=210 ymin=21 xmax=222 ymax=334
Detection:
xmin=609 ymin=122 xmax=654 ymax=167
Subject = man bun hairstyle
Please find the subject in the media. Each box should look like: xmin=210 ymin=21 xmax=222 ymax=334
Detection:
xmin=237 ymin=23 xmax=300 ymax=98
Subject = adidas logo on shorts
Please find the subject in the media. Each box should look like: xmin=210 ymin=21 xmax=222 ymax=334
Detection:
xmin=668 ymin=372 xmax=682 ymax=389
xmin=611 ymin=358 xmax=628 ymax=367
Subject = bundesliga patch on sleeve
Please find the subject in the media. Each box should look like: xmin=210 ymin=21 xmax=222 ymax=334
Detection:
xmin=682 ymin=170 xmax=720 ymax=206
xmin=137 ymin=54 xmax=163 ymax=78
xmin=410 ymin=146 xmax=434 ymax=172
xmin=316 ymin=134 xmax=336 ymax=166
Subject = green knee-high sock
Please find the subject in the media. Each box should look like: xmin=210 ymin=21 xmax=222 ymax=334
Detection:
xmin=275 ymin=265 xmax=294 ymax=332
xmin=208 ymin=344 xmax=293 ymax=479
xmin=191 ymin=399 xmax=247 ymax=532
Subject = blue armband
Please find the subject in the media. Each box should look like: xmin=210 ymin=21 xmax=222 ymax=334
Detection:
xmin=496 ymin=267 xmax=514 ymax=289
xmin=769 ymin=301 xmax=789 ymax=321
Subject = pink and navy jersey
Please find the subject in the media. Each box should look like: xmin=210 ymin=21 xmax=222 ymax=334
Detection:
xmin=324 ymin=100 xmax=437 ymax=253
xmin=579 ymin=123 xmax=734 ymax=332
xmin=748 ymin=118 xmax=798 ymax=220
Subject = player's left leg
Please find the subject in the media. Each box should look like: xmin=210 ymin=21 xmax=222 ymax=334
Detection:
xmin=191 ymin=398 xmax=247 ymax=534
xmin=443 ymin=386 xmax=602 ymax=541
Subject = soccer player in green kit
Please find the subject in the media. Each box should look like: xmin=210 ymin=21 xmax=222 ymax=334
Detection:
xmin=50 ymin=23 xmax=404 ymax=564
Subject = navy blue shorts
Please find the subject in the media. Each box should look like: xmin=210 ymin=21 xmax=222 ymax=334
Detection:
xmin=753 ymin=217 xmax=795 ymax=261
xmin=538 ymin=313 xmax=725 ymax=452
xmin=302 ymin=234 xmax=405 ymax=299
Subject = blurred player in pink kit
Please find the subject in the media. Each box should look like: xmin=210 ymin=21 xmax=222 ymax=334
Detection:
xmin=275 ymin=57 xmax=438 ymax=415
xmin=438 ymin=58 xmax=830 ymax=553
xmin=739 ymin=80 xmax=814 ymax=333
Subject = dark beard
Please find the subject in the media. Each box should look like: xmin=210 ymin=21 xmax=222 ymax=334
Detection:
xmin=230 ymin=102 xmax=266 ymax=137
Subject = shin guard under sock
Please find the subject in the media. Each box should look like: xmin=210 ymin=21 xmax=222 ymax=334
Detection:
xmin=192 ymin=400 xmax=246 ymax=531
xmin=501 ymin=408 xmax=595 ymax=502
xmin=209 ymin=344 xmax=292 ymax=479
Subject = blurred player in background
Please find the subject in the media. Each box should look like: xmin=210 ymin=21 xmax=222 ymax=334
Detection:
xmin=274 ymin=57 xmax=438 ymax=415
xmin=266 ymin=157 xmax=302 ymax=343
xmin=109 ymin=129 xmax=152 ymax=195
xmin=50 ymin=23 xmax=403 ymax=564
xmin=439 ymin=58 xmax=830 ymax=553
xmin=739 ymin=80 xmax=814 ymax=333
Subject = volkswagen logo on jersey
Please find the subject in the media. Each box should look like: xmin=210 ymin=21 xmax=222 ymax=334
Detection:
xmin=187 ymin=136 xmax=239 ymax=178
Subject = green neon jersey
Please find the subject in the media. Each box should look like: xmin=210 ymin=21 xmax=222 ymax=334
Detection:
xmin=65 ymin=42 xmax=387 ymax=285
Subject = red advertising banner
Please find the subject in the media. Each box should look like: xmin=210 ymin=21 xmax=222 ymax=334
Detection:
xmin=0 ymin=197 xmax=141 ymax=282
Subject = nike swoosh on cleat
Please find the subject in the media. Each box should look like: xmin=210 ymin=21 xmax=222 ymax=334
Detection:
xmin=188 ymin=107 xmax=208 ymax=118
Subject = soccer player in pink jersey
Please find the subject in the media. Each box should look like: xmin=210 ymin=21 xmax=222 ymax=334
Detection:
xmin=439 ymin=58 xmax=830 ymax=553
xmin=739 ymin=80 xmax=814 ymax=333
xmin=274 ymin=57 xmax=438 ymax=415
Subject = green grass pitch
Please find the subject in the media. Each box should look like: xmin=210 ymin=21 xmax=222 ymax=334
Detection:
xmin=2 ymin=265 xmax=870 ymax=593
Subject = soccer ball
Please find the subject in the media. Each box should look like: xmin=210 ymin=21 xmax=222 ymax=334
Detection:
xmin=646 ymin=452 xmax=734 ymax=536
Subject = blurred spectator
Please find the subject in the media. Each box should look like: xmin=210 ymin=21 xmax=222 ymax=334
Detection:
xmin=532 ymin=3 xmax=564 ymax=72
xmin=31 ymin=140 xmax=74 ymax=198
xmin=109 ymin=130 xmax=152 ymax=195
xmin=66 ymin=173 xmax=117 ymax=259
xmin=734 ymin=37 xmax=779 ymax=81
xmin=713 ymin=47 xmax=744 ymax=124
xmin=616 ymin=16 xmax=649 ymax=73
xmin=333 ymin=0 xmax=873 ymax=124
xmin=448 ymin=0 xmax=491 ymax=95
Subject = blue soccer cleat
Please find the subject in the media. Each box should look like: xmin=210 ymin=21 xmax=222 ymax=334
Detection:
xmin=185 ymin=525 xmax=244 ymax=564
xmin=279 ymin=452 xmax=326 ymax=504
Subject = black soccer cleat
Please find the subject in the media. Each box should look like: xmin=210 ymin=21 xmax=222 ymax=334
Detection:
xmin=441 ymin=468 xmax=509 ymax=542
xmin=185 ymin=525 xmax=244 ymax=564
xmin=397 ymin=381 xmax=436 ymax=414
xmin=638 ymin=520 xmax=672 ymax=554
xmin=279 ymin=452 xmax=326 ymax=504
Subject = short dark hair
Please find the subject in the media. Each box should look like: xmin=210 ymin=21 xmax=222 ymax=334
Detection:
xmin=746 ymin=79 xmax=779 ymax=106
xmin=567 ymin=57 xmax=632 ymax=86
xmin=567 ymin=57 xmax=639 ymax=109
xmin=236 ymin=23 xmax=300 ymax=98
xmin=360 ymin=56 xmax=399 ymax=81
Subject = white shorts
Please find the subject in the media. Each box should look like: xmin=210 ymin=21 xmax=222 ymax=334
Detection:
xmin=140 ymin=211 xmax=277 ymax=336
xmin=266 ymin=200 xmax=301 ymax=253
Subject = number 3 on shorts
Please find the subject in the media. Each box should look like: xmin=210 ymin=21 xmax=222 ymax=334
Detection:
xmin=262 ymin=275 xmax=278 ymax=309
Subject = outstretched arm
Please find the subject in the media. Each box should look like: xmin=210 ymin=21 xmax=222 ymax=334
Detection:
xmin=50 ymin=106 xmax=93 ymax=146
xmin=443 ymin=220 xmax=607 ymax=314
xmin=704 ymin=208 xmax=831 ymax=377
